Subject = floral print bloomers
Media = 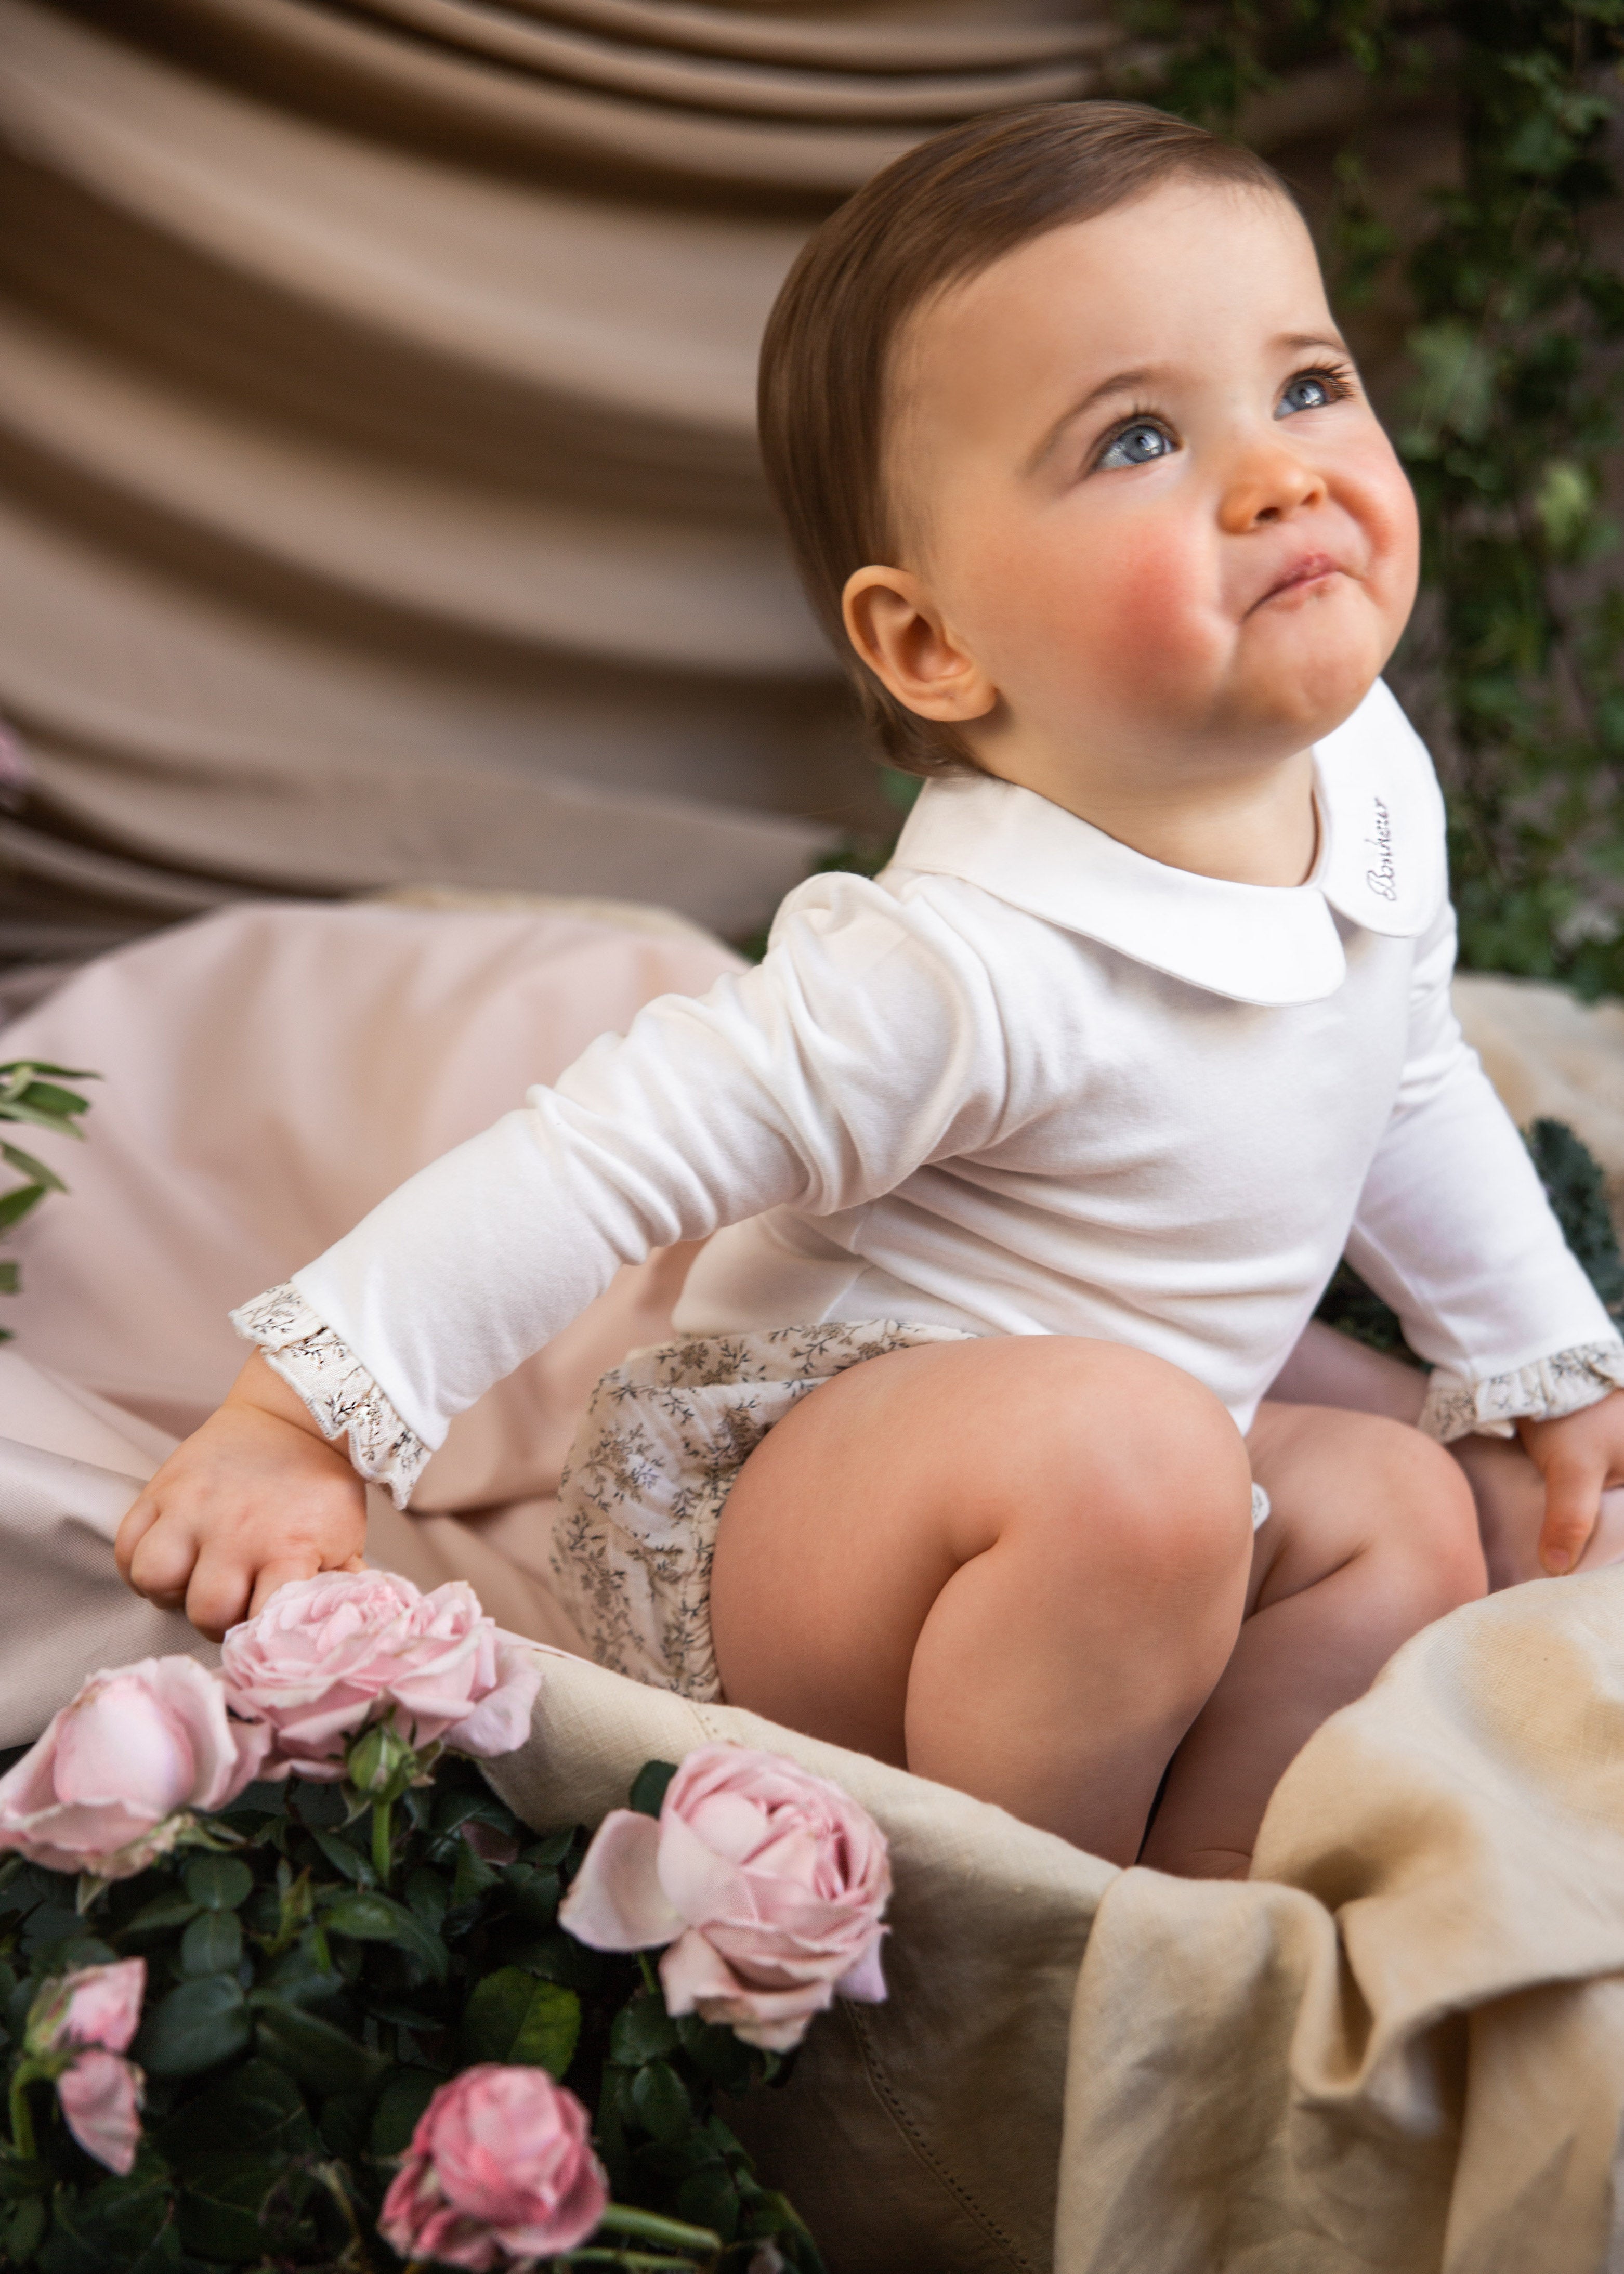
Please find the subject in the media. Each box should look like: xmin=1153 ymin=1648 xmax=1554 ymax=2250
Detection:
xmin=549 ymin=1321 xmax=975 ymax=1701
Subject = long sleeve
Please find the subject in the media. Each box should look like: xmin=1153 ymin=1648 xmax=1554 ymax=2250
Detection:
xmin=1345 ymin=900 xmax=1623 ymax=1439
xmin=250 ymin=878 xmax=1009 ymax=1465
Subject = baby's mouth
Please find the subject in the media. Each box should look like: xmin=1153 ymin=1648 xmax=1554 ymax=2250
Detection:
xmin=1253 ymin=553 xmax=1345 ymax=610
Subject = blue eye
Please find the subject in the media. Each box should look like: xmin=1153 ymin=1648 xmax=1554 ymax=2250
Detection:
xmin=1277 ymin=371 xmax=1338 ymax=417
xmin=1098 ymin=419 xmax=1176 ymax=469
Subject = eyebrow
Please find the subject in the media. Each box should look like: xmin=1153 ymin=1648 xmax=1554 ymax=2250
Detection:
xmin=1024 ymin=329 xmax=1355 ymax=476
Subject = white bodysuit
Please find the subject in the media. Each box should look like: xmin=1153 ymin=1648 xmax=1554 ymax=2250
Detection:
xmin=237 ymin=681 xmax=1624 ymax=1513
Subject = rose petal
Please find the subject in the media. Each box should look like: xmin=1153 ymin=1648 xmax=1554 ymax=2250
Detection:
xmin=832 ymin=1935 xmax=887 ymax=2004
xmin=558 ymin=1812 xmax=685 ymax=1951
xmin=57 ymin=2051 xmax=143 ymax=2175
xmin=657 ymin=1926 xmax=742 ymax=2016
xmin=442 ymin=1648 xmax=543 ymax=1760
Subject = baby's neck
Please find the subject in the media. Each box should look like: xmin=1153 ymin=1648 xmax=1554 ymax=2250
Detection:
xmin=980 ymin=738 xmax=1321 ymax=890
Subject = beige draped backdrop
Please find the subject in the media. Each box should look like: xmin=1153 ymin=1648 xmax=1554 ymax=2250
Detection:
xmin=0 ymin=0 xmax=1133 ymax=957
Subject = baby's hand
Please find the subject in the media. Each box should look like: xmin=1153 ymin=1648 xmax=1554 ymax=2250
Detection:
xmin=1518 ymin=1388 xmax=1624 ymax=1577
xmin=115 ymin=1354 xmax=367 ymax=1641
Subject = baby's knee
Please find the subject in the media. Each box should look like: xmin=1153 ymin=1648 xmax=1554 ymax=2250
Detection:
xmin=1369 ymin=1420 xmax=1487 ymax=1611
xmin=1030 ymin=1344 xmax=1255 ymax=1591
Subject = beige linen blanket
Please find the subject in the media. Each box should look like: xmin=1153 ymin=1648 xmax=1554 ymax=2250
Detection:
xmin=483 ymin=1580 xmax=1624 ymax=2274
xmin=6 ymin=902 xmax=1624 ymax=2270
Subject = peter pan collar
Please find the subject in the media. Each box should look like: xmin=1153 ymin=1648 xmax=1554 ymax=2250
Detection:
xmin=885 ymin=679 xmax=1446 ymax=1008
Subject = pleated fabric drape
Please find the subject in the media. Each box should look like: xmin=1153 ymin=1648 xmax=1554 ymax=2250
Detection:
xmin=0 ymin=0 xmax=1126 ymax=951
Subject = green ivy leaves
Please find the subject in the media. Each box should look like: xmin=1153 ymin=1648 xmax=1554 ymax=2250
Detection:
xmin=0 ymin=1062 xmax=94 ymax=1331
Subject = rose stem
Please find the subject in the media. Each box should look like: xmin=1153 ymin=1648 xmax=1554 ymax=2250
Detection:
xmin=594 ymin=2206 xmax=725 ymax=2250
xmin=8 ymin=2064 xmax=38 ymax=2162
xmin=371 ymin=1796 xmax=394 ymax=1887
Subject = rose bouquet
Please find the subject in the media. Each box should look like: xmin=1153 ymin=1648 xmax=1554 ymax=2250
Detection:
xmin=0 ymin=1571 xmax=892 ymax=2272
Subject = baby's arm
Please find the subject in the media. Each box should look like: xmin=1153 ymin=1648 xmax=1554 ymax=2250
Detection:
xmin=118 ymin=880 xmax=1006 ymax=1633
xmin=114 ymin=1352 xmax=366 ymax=1640
xmin=1348 ymin=902 xmax=1624 ymax=1572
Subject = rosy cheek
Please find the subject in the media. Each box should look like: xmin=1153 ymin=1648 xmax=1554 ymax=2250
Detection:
xmin=1005 ymin=521 xmax=1215 ymax=705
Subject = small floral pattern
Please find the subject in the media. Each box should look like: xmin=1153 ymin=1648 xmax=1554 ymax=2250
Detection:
xmin=1419 ymin=1339 xmax=1624 ymax=1443
xmin=230 ymin=1283 xmax=430 ymax=1507
xmin=551 ymin=1322 xmax=974 ymax=1700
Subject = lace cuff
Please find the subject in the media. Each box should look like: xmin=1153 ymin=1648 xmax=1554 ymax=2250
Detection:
xmin=230 ymin=1282 xmax=430 ymax=1509
xmin=1419 ymin=1340 xmax=1624 ymax=1444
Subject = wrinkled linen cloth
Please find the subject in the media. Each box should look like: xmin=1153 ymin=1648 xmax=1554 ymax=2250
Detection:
xmin=484 ymin=1577 xmax=1624 ymax=2274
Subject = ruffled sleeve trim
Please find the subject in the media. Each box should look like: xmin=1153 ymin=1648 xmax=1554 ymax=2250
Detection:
xmin=1419 ymin=1340 xmax=1624 ymax=1444
xmin=229 ymin=1283 xmax=429 ymax=1509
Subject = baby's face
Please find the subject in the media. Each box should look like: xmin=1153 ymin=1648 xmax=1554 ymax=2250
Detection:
xmin=873 ymin=178 xmax=1419 ymax=789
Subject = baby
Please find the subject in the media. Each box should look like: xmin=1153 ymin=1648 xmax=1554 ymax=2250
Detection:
xmin=115 ymin=103 xmax=1624 ymax=1878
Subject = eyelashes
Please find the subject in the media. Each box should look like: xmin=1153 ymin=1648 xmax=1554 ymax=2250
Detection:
xmin=1089 ymin=361 xmax=1358 ymax=473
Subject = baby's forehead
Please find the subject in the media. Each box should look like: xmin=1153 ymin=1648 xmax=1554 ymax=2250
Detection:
xmin=897 ymin=180 xmax=1322 ymax=394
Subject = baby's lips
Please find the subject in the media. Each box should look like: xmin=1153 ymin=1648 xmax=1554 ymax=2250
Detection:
xmin=1251 ymin=550 xmax=1347 ymax=611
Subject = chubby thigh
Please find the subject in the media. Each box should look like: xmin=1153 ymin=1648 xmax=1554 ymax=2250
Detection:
xmin=710 ymin=1338 xmax=1486 ymax=1868
xmin=709 ymin=1335 xmax=1259 ymax=1862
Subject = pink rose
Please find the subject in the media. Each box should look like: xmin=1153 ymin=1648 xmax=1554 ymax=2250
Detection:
xmin=29 ymin=1959 xmax=146 ymax=2058
xmin=219 ymin=1572 xmax=542 ymax=1780
xmin=0 ymin=1660 xmax=271 ymax=1877
xmin=378 ymin=2065 xmax=607 ymax=2270
xmin=560 ymin=1744 xmax=890 ymax=2051
xmin=56 ymin=2049 xmax=145 ymax=2175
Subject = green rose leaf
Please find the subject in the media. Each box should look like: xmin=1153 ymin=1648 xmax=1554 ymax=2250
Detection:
xmin=183 ymin=1854 xmax=254 ymax=1912
xmin=175 ymin=2152 xmax=284 ymax=2264
xmin=321 ymin=1889 xmax=450 ymax=1982
xmin=136 ymin=1974 xmax=252 ymax=2077
xmin=630 ymin=2058 xmax=693 ymax=2145
xmin=610 ymin=1993 xmax=680 ymax=2067
xmin=369 ymin=2067 xmax=443 ymax=2158
xmin=404 ymin=1866 xmax=449 ymax=1934
xmin=156 ymin=2058 xmax=319 ymax=2172
xmin=675 ymin=2164 xmax=741 ymax=2244
xmin=120 ymin=1892 xmax=202 ymax=1940
xmin=462 ymin=1967 xmax=581 ymax=2077
xmin=677 ymin=2011 xmax=756 ymax=2095
xmin=250 ymin=1995 xmax=390 ymax=2096
xmin=1 ymin=2198 xmax=45 ymax=2264
xmin=35 ymin=2172 xmax=172 ymax=2274
xmin=628 ymin=1760 xmax=679 ymax=1820
xmin=179 ymin=1909 xmax=243 ymax=1977
xmin=307 ymin=1827 xmax=373 ymax=1887
xmin=451 ymin=1833 xmax=501 ymax=1907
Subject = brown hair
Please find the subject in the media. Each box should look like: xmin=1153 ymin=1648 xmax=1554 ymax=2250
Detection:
xmin=758 ymin=101 xmax=1291 ymax=775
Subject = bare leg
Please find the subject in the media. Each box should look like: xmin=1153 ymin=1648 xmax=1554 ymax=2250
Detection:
xmin=711 ymin=1337 xmax=1255 ymax=1864
xmin=1270 ymin=1319 xmax=1624 ymax=1589
xmin=1140 ymin=1401 xmax=1486 ymax=1878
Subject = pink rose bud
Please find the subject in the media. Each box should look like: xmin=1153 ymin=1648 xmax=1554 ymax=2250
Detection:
xmin=560 ymin=1744 xmax=891 ymax=2051
xmin=219 ymin=1572 xmax=542 ymax=1780
xmin=28 ymin=1959 xmax=146 ymax=2058
xmin=56 ymin=2050 xmax=145 ymax=2175
xmin=377 ymin=2064 xmax=607 ymax=2270
xmin=0 ymin=1659 xmax=271 ymax=1878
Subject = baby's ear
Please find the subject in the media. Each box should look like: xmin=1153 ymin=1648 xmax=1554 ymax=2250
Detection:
xmin=842 ymin=566 xmax=997 ymax=723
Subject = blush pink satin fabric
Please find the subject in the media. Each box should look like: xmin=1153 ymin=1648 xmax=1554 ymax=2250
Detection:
xmin=0 ymin=897 xmax=740 ymax=1737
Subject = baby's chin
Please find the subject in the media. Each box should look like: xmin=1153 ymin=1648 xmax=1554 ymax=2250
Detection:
xmin=1219 ymin=606 xmax=1394 ymax=748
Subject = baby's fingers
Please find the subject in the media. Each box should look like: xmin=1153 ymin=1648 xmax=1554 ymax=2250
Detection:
xmin=125 ymin=1508 xmax=204 ymax=1610
xmin=1538 ymin=1453 xmax=1604 ymax=1576
xmin=114 ymin=1491 xmax=160 ymax=1586
xmin=186 ymin=1541 xmax=300 ymax=1645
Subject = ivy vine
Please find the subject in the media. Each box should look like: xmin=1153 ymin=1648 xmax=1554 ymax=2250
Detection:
xmin=1131 ymin=0 xmax=1624 ymax=1000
